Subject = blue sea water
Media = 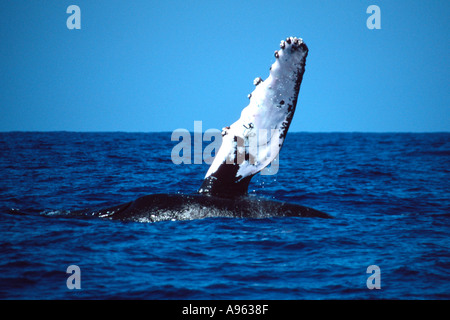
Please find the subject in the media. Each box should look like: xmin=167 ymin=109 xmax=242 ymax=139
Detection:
xmin=0 ymin=132 xmax=449 ymax=300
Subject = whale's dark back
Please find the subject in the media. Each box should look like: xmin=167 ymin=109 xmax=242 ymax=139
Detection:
xmin=73 ymin=194 xmax=332 ymax=222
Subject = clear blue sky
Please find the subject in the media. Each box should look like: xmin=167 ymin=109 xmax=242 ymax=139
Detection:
xmin=0 ymin=0 xmax=448 ymax=132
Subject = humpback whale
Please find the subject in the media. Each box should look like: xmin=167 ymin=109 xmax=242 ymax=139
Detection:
xmin=73 ymin=37 xmax=332 ymax=222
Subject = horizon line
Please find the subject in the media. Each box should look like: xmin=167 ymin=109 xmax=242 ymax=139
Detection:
xmin=0 ymin=130 xmax=449 ymax=134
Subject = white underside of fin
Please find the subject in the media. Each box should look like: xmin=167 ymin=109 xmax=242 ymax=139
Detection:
xmin=204 ymin=37 xmax=308 ymax=182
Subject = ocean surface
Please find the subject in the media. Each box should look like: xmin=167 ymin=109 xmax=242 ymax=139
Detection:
xmin=0 ymin=132 xmax=449 ymax=300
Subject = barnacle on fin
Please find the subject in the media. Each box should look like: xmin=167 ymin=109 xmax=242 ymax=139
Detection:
xmin=253 ymin=77 xmax=263 ymax=86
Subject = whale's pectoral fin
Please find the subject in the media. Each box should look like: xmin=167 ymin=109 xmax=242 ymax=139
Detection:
xmin=199 ymin=37 xmax=308 ymax=198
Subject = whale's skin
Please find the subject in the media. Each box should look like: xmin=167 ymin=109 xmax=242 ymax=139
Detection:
xmin=199 ymin=37 xmax=308 ymax=198
xmin=73 ymin=193 xmax=332 ymax=222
